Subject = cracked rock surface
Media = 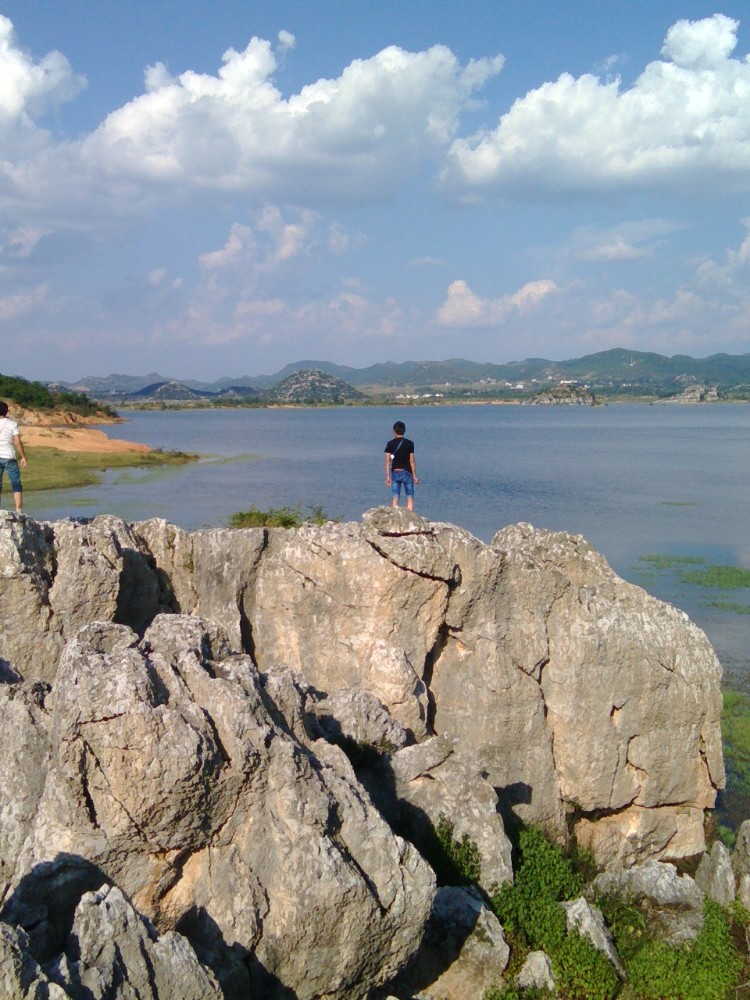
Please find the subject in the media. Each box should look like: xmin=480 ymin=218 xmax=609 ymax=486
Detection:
xmin=0 ymin=506 xmax=727 ymax=996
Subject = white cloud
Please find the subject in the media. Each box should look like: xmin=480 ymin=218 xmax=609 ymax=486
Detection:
xmin=442 ymin=14 xmax=750 ymax=199
xmin=199 ymin=224 xmax=254 ymax=270
xmin=0 ymin=283 xmax=48 ymax=320
xmin=0 ymin=15 xmax=84 ymax=123
xmin=0 ymin=20 xmax=503 ymax=248
xmin=577 ymin=237 xmax=648 ymax=262
xmin=436 ymin=278 xmax=558 ymax=326
xmin=694 ymin=218 xmax=750 ymax=289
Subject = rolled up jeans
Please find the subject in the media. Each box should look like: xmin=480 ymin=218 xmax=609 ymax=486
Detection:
xmin=391 ymin=468 xmax=414 ymax=499
xmin=0 ymin=458 xmax=22 ymax=493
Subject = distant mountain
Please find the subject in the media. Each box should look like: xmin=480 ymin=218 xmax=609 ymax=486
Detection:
xmin=263 ymin=369 xmax=368 ymax=403
xmin=132 ymin=380 xmax=215 ymax=401
xmin=59 ymin=349 xmax=750 ymax=401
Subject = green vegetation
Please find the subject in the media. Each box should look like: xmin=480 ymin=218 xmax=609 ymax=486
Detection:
xmin=22 ymin=447 xmax=194 ymax=493
xmin=481 ymin=825 xmax=749 ymax=999
xmin=0 ymin=373 xmax=116 ymax=417
xmin=621 ymin=899 xmax=744 ymax=999
xmin=228 ymin=504 xmax=335 ymax=528
xmin=680 ymin=564 xmax=750 ymax=590
xmin=722 ymin=690 xmax=750 ymax=791
xmin=705 ymin=599 xmax=750 ymax=615
xmin=489 ymin=826 xmax=618 ymax=1000
xmin=638 ymin=554 xmax=707 ymax=570
xmin=433 ymin=815 xmax=482 ymax=886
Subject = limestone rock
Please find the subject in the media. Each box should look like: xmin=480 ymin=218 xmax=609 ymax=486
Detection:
xmin=248 ymin=515 xmax=442 ymax=738
xmin=732 ymin=819 xmax=750 ymax=879
xmin=312 ymin=687 xmax=412 ymax=752
xmin=46 ymin=884 xmax=223 ymax=999
xmin=0 ymin=921 xmax=67 ymax=999
xmin=517 ymin=950 xmax=555 ymax=991
xmin=0 ymin=514 xmax=60 ymax=682
xmin=695 ymin=841 xmax=735 ymax=905
xmin=593 ymin=859 xmax=705 ymax=945
xmin=0 ymin=511 xmax=726 ymax=879
xmin=563 ymin=897 xmax=626 ymax=979
xmin=382 ymin=734 xmax=514 ymax=893
xmin=1 ymin=616 xmax=435 ymax=999
xmin=493 ymin=523 xmax=721 ymax=862
xmin=397 ymin=885 xmax=509 ymax=999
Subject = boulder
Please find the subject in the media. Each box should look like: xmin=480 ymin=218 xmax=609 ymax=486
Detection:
xmin=732 ymin=819 xmax=750 ymax=879
xmin=695 ymin=841 xmax=735 ymax=906
xmin=396 ymin=885 xmax=509 ymax=999
xmin=563 ymin=897 xmax=626 ymax=979
xmin=517 ymin=950 xmax=555 ymax=992
xmin=45 ymin=884 xmax=223 ymax=999
xmin=593 ymin=859 xmax=705 ymax=945
xmin=384 ymin=734 xmax=513 ymax=893
xmin=0 ymin=616 xmax=435 ymax=999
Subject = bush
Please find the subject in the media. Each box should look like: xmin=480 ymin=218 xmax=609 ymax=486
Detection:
xmin=433 ymin=815 xmax=482 ymax=886
xmin=625 ymin=899 xmax=743 ymax=1000
xmin=228 ymin=504 xmax=334 ymax=528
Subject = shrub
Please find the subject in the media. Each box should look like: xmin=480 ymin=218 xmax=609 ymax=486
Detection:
xmin=433 ymin=815 xmax=482 ymax=886
xmin=228 ymin=504 xmax=335 ymax=528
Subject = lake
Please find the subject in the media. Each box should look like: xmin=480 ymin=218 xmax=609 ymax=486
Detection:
xmin=20 ymin=402 xmax=750 ymax=691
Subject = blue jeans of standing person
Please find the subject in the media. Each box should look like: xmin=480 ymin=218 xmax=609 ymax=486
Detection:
xmin=0 ymin=458 xmax=21 ymax=495
xmin=391 ymin=468 xmax=414 ymax=501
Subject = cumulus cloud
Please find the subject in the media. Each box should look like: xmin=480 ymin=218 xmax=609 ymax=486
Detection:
xmin=0 ymin=15 xmax=84 ymax=123
xmin=0 ymin=24 xmax=502 ymax=231
xmin=436 ymin=277 xmax=558 ymax=326
xmin=442 ymin=14 xmax=750 ymax=198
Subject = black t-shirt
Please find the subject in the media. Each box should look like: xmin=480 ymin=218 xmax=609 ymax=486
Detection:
xmin=385 ymin=436 xmax=414 ymax=472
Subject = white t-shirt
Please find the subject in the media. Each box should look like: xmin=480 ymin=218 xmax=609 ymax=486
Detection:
xmin=0 ymin=417 xmax=20 ymax=460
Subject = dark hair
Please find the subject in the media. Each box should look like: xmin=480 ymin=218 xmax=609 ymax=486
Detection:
xmin=393 ymin=420 xmax=405 ymax=435
xmin=0 ymin=401 xmax=7 ymax=417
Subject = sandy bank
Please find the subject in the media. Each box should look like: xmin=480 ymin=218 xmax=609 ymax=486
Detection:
xmin=22 ymin=425 xmax=151 ymax=455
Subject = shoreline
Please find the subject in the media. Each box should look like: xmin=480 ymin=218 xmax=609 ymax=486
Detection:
xmin=21 ymin=425 xmax=151 ymax=454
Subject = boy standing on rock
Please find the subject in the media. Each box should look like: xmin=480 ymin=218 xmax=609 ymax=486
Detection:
xmin=0 ymin=401 xmax=28 ymax=513
xmin=385 ymin=420 xmax=419 ymax=511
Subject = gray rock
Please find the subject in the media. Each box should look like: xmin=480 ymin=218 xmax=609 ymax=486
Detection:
xmin=388 ymin=734 xmax=513 ymax=892
xmin=563 ymin=896 xmax=626 ymax=979
xmin=312 ymin=687 xmax=412 ymax=751
xmin=1 ymin=616 xmax=435 ymax=999
xmin=695 ymin=841 xmax=735 ymax=906
xmin=0 ymin=921 xmax=68 ymax=999
xmin=397 ymin=885 xmax=509 ymax=999
xmin=738 ymin=873 xmax=750 ymax=910
xmin=517 ymin=950 xmax=555 ymax=991
xmin=593 ymin=859 xmax=704 ymax=945
xmin=732 ymin=819 xmax=750 ymax=879
xmin=46 ymin=884 xmax=223 ymax=999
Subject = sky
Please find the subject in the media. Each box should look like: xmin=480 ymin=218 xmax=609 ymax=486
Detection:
xmin=2 ymin=1 xmax=750 ymax=382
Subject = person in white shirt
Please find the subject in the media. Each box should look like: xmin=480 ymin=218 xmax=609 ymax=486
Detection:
xmin=0 ymin=401 xmax=28 ymax=513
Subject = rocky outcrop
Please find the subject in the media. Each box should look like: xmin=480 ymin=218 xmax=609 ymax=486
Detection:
xmin=0 ymin=615 xmax=435 ymax=998
xmin=0 ymin=506 xmax=728 ymax=996
xmin=524 ymin=384 xmax=597 ymax=405
xmin=656 ymin=383 xmax=720 ymax=403
xmin=593 ymin=860 xmax=706 ymax=945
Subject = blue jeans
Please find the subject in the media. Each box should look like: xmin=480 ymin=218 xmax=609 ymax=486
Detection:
xmin=391 ymin=469 xmax=414 ymax=499
xmin=0 ymin=459 xmax=21 ymax=493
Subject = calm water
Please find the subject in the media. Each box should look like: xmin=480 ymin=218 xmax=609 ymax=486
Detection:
xmin=20 ymin=403 xmax=750 ymax=687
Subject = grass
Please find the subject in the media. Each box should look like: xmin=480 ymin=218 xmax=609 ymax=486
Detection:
xmin=228 ymin=504 xmax=336 ymax=528
xmin=705 ymin=600 xmax=750 ymax=615
xmin=20 ymin=446 xmax=195 ymax=492
xmin=638 ymin=554 xmax=707 ymax=570
xmin=680 ymin=565 xmax=750 ymax=590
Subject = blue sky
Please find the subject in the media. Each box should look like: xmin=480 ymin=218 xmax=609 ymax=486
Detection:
xmin=2 ymin=1 xmax=750 ymax=382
